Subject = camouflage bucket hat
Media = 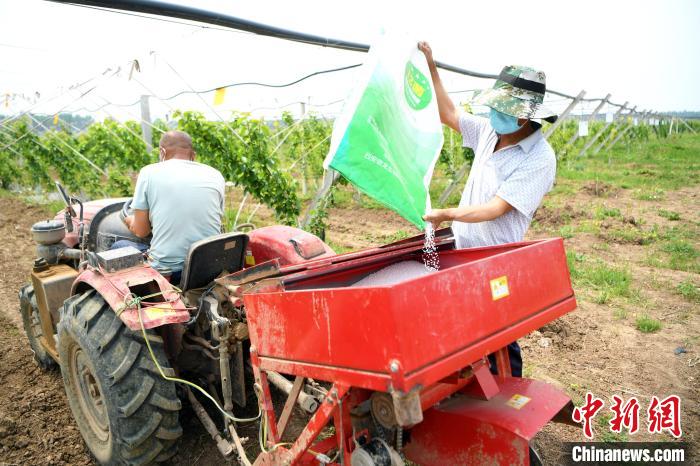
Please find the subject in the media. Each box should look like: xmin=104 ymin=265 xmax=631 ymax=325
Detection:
xmin=473 ymin=65 xmax=558 ymax=123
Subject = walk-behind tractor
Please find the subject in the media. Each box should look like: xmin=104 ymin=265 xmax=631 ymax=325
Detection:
xmin=19 ymin=183 xmax=578 ymax=465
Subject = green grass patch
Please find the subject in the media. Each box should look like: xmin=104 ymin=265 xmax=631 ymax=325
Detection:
xmin=559 ymin=225 xmax=575 ymax=239
xmin=634 ymin=188 xmax=665 ymax=201
xmin=325 ymin=240 xmax=355 ymax=254
xmin=597 ymin=413 xmax=629 ymax=442
xmin=636 ymin=315 xmax=662 ymax=333
xmin=558 ymin=133 xmax=700 ymax=192
xmin=382 ymin=229 xmax=412 ymax=243
xmin=661 ymin=239 xmax=697 ymax=256
xmin=222 ymin=209 xmax=238 ymax=231
xmin=600 ymin=224 xmax=660 ymax=245
xmin=645 ymin=225 xmax=700 ymax=273
xmin=577 ymin=219 xmax=603 ymax=234
xmin=594 ymin=206 xmax=622 ymax=220
xmin=594 ymin=291 xmax=612 ymax=304
xmin=658 ymin=209 xmax=681 ymax=221
xmin=549 ymin=181 xmax=578 ymax=196
xmin=39 ymin=198 xmax=66 ymax=215
xmin=567 ymin=251 xmax=632 ymax=303
xmin=363 ymin=229 xmax=415 ymax=244
xmin=329 ymin=187 xmax=354 ymax=208
xmin=0 ymin=189 xmax=65 ymax=216
xmin=660 ymin=239 xmax=699 ymax=273
xmin=636 ymin=168 xmax=657 ymax=177
xmin=592 ymin=242 xmax=610 ymax=252
xmin=676 ymin=279 xmax=700 ymax=303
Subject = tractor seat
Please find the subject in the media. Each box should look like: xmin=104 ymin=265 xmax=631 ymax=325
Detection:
xmin=179 ymin=232 xmax=249 ymax=291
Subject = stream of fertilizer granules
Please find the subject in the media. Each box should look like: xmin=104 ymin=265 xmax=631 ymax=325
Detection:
xmin=352 ymin=260 xmax=435 ymax=287
xmin=422 ymin=223 xmax=440 ymax=271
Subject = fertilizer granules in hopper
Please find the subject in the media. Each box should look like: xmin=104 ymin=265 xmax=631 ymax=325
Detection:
xmin=352 ymin=260 xmax=436 ymax=287
xmin=422 ymin=223 xmax=440 ymax=271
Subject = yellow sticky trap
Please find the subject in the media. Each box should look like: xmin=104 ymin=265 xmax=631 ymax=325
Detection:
xmin=213 ymin=87 xmax=226 ymax=106
xmin=490 ymin=275 xmax=509 ymax=300
xmin=53 ymin=114 xmax=59 ymax=125
xmin=506 ymin=394 xmax=531 ymax=410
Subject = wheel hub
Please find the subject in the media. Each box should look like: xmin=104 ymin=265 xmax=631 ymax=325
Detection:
xmin=70 ymin=347 xmax=109 ymax=442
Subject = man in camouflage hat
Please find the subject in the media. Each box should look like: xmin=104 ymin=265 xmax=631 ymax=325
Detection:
xmin=418 ymin=42 xmax=558 ymax=377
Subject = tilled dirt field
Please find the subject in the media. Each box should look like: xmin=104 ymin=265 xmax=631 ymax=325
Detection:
xmin=0 ymin=184 xmax=698 ymax=465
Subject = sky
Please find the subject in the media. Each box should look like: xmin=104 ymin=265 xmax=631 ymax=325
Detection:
xmin=1 ymin=0 xmax=699 ymax=122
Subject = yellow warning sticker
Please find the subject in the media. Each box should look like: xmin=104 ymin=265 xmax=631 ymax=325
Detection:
xmin=506 ymin=394 xmax=531 ymax=410
xmin=245 ymin=252 xmax=256 ymax=266
xmin=490 ymin=275 xmax=510 ymax=300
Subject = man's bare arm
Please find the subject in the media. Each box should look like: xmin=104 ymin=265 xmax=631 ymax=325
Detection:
xmin=125 ymin=209 xmax=152 ymax=238
xmin=418 ymin=41 xmax=460 ymax=132
xmin=423 ymin=196 xmax=513 ymax=227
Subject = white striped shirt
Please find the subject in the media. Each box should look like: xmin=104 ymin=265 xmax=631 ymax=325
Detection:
xmin=452 ymin=113 xmax=556 ymax=249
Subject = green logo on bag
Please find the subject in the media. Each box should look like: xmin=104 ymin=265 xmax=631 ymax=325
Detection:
xmin=404 ymin=61 xmax=432 ymax=110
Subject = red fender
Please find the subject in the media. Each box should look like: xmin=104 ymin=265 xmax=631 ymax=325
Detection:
xmin=246 ymin=226 xmax=335 ymax=267
xmin=404 ymin=377 xmax=574 ymax=466
xmin=71 ymin=264 xmax=190 ymax=331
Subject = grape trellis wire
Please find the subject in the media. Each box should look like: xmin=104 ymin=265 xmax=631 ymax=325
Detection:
xmin=0 ymin=0 xmax=696 ymax=231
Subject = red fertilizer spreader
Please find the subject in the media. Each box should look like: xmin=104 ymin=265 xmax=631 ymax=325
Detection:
xmin=242 ymin=229 xmax=578 ymax=465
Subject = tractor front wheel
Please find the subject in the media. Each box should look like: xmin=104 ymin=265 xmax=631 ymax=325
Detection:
xmin=57 ymin=290 xmax=182 ymax=465
xmin=19 ymin=284 xmax=57 ymax=370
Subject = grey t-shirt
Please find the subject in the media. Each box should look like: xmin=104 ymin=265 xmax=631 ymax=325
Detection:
xmin=132 ymin=159 xmax=225 ymax=272
xmin=451 ymin=113 xmax=556 ymax=249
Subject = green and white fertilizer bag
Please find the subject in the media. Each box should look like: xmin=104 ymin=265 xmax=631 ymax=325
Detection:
xmin=323 ymin=33 xmax=444 ymax=229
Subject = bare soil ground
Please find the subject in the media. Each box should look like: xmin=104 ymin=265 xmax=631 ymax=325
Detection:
xmin=528 ymin=183 xmax=699 ymax=464
xmin=0 ymin=181 xmax=697 ymax=465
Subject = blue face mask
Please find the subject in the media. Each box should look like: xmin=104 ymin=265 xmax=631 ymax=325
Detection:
xmin=489 ymin=108 xmax=523 ymax=135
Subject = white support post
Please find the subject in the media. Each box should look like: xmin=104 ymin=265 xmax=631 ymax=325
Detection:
xmin=577 ymin=101 xmax=628 ymax=157
xmin=140 ymin=95 xmax=153 ymax=152
xmin=543 ymin=89 xmax=586 ymax=140
xmin=562 ymin=93 xmax=611 ymax=153
xmin=593 ymin=105 xmax=637 ymax=155
xmin=438 ymin=161 xmax=471 ymax=205
xmin=300 ymin=169 xmax=340 ymax=228
xmin=605 ymin=110 xmax=650 ymax=152
xmin=680 ymin=118 xmax=697 ymax=134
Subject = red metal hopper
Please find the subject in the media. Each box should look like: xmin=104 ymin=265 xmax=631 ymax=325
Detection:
xmin=243 ymin=236 xmax=577 ymax=465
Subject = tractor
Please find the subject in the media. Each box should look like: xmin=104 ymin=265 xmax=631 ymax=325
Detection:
xmin=19 ymin=182 xmax=578 ymax=465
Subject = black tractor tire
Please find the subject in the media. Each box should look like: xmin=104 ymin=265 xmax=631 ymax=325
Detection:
xmin=57 ymin=289 xmax=183 ymax=465
xmin=19 ymin=284 xmax=57 ymax=370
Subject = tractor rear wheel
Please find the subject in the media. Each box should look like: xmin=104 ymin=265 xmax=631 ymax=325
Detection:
xmin=19 ymin=284 xmax=57 ymax=370
xmin=57 ymin=289 xmax=182 ymax=465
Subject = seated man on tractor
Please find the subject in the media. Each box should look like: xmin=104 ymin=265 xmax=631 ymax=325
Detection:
xmin=116 ymin=130 xmax=225 ymax=284
xmin=418 ymin=42 xmax=558 ymax=377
